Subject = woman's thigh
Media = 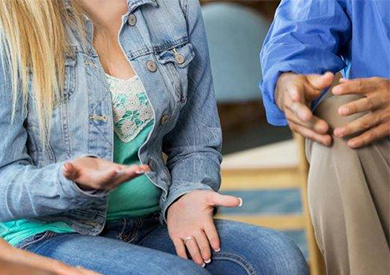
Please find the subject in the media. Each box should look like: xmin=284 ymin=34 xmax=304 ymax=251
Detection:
xmin=23 ymin=232 xmax=209 ymax=275
xmin=140 ymin=219 xmax=309 ymax=275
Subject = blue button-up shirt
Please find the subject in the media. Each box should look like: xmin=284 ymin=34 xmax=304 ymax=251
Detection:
xmin=260 ymin=0 xmax=390 ymax=126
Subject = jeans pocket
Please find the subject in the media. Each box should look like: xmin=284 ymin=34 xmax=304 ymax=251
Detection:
xmin=16 ymin=231 xmax=57 ymax=250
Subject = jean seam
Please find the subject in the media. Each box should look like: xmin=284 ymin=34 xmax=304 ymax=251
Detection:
xmin=19 ymin=231 xmax=56 ymax=250
xmin=121 ymin=218 xmax=142 ymax=243
xmin=212 ymin=252 xmax=257 ymax=275
xmin=118 ymin=218 xmax=128 ymax=240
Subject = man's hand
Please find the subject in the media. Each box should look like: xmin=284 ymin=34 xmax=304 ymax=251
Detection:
xmin=167 ymin=191 xmax=242 ymax=267
xmin=332 ymin=77 xmax=390 ymax=148
xmin=63 ymin=157 xmax=150 ymax=191
xmin=275 ymin=72 xmax=334 ymax=146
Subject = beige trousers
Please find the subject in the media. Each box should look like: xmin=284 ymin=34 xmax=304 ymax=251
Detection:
xmin=306 ymin=93 xmax=390 ymax=275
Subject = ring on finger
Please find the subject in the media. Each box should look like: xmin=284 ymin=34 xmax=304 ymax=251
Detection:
xmin=183 ymin=236 xmax=195 ymax=244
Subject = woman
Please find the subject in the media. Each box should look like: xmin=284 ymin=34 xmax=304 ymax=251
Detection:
xmin=0 ymin=0 xmax=308 ymax=274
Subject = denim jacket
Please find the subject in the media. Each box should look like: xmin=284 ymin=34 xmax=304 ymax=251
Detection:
xmin=0 ymin=0 xmax=222 ymax=235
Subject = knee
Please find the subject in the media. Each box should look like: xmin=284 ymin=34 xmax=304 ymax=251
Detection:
xmin=315 ymin=94 xmax=364 ymax=130
xmin=217 ymin=221 xmax=309 ymax=275
xmin=254 ymin=229 xmax=309 ymax=275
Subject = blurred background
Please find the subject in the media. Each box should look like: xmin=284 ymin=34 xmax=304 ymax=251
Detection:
xmin=198 ymin=1 xmax=324 ymax=273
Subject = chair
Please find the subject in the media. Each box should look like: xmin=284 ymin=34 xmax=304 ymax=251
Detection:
xmin=219 ymin=135 xmax=325 ymax=275
xmin=202 ymin=3 xmax=325 ymax=275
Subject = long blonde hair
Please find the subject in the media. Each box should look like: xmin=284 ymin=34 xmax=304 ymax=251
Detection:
xmin=0 ymin=0 xmax=86 ymax=146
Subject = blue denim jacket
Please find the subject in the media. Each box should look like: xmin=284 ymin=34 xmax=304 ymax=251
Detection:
xmin=0 ymin=0 xmax=222 ymax=236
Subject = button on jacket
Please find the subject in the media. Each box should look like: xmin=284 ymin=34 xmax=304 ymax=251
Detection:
xmin=0 ymin=0 xmax=222 ymax=236
xmin=261 ymin=0 xmax=390 ymax=126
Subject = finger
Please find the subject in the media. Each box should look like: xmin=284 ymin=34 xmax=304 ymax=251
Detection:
xmin=332 ymin=78 xmax=374 ymax=95
xmin=210 ymin=193 xmax=242 ymax=208
xmin=347 ymin=123 xmax=390 ymax=149
xmin=184 ymin=238 xmax=204 ymax=266
xmin=338 ymin=96 xmax=382 ymax=116
xmin=173 ymin=238 xmax=188 ymax=260
xmin=107 ymin=164 xmax=151 ymax=188
xmin=194 ymin=230 xmax=212 ymax=263
xmin=285 ymin=109 xmax=329 ymax=134
xmin=204 ymin=221 xmax=220 ymax=252
xmin=334 ymin=113 xmax=381 ymax=138
xmin=62 ymin=161 xmax=78 ymax=181
xmin=289 ymin=121 xmax=332 ymax=146
xmin=287 ymin=85 xmax=301 ymax=102
xmin=307 ymin=72 xmax=334 ymax=90
xmin=287 ymin=101 xmax=313 ymax=122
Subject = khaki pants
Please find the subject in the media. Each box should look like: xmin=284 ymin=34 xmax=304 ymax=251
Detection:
xmin=306 ymin=94 xmax=390 ymax=275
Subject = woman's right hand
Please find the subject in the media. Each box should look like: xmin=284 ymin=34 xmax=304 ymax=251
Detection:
xmin=62 ymin=157 xmax=150 ymax=191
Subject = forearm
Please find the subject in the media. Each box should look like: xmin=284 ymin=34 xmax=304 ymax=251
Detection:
xmin=0 ymin=161 xmax=106 ymax=222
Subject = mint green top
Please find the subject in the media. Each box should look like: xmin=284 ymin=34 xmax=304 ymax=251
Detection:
xmin=0 ymin=75 xmax=161 ymax=246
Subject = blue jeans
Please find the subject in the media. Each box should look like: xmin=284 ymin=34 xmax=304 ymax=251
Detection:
xmin=17 ymin=214 xmax=309 ymax=275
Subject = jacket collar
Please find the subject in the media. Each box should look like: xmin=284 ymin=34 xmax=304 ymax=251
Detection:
xmin=127 ymin=0 xmax=158 ymax=13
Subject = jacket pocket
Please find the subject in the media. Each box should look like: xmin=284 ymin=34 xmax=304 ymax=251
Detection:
xmin=156 ymin=43 xmax=195 ymax=104
xmin=62 ymin=54 xmax=78 ymax=102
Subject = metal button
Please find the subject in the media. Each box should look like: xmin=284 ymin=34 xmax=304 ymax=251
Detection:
xmin=128 ymin=14 xmax=137 ymax=26
xmin=146 ymin=60 xmax=157 ymax=72
xmin=161 ymin=114 xmax=170 ymax=125
xmin=174 ymin=54 xmax=185 ymax=65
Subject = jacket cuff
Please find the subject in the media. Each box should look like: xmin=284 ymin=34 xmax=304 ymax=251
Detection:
xmin=161 ymin=182 xmax=214 ymax=223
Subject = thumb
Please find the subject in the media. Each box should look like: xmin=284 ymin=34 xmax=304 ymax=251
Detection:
xmin=307 ymin=72 xmax=334 ymax=90
xmin=211 ymin=193 xmax=242 ymax=208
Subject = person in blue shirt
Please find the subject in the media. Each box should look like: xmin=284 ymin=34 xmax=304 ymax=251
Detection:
xmin=260 ymin=0 xmax=390 ymax=274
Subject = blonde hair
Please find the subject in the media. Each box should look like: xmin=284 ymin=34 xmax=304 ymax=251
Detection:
xmin=0 ymin=0 xmax=86 ymax=146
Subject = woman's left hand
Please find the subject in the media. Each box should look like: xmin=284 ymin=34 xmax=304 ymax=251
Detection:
xmin=332 ymin=77 xmax=390 ymax=148
xmin=167 ymin=190 xmax=242 ymax=267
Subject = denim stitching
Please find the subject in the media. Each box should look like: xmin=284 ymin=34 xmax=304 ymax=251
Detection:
xmin=121 ymin=218 xmax=142 ymax=243
xmin=18 ymin=231 xmax=56 ymax=250
xmin=118 ymin=218 xmax=128 ymax=241
xmin=212 ymin=252 xmax=257 ymax=275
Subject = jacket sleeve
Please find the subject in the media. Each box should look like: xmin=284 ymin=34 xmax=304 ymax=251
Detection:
xmin=260 ymin=0 xmax=352 ymax=126
xmin=0 ymin=57 xmax=106 ymax=222
xmin=161 ymin=0 xmax=222 ymax=222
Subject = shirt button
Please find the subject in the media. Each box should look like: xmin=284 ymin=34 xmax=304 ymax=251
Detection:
xmin=128 ymin=14 xmax=137 ymax=26
xmin=146 ymin=60 xmax=157 ymax=72
xmin=161 ymin=114 xmax=170 ymax=125
xmin=174 ymin=54 xmax=185 ymax=65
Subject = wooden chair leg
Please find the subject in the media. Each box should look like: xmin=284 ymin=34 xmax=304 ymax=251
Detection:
xmin=295 ymin=134 xmax=326 ymax=275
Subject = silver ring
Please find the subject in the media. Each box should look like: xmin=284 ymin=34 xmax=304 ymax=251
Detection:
xmin=183 ymin=236 xmax=195 ymax=243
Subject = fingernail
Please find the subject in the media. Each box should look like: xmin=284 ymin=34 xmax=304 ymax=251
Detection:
xmin=205 ymin=259 xmax=211 ymax=264
xmin=135 ymin=170 xmax=145 ymax=175
xmin=214 ymin=248 xmax=221 ymax=253
xmin=348 ymin=140 xmax=358 ymax=148
xmin=238 ymin=198 xmax=243 ymax=207
xmin=334 ymin=128 xmax=344 ymax=137
xmin=339 ymin=106 xmax=348 ymax=115
xmin=202 ymin=263 xmax=206 ymax=268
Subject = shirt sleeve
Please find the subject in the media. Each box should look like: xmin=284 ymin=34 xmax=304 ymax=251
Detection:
xmin=260 ymin=0 xmax=352 ymax=126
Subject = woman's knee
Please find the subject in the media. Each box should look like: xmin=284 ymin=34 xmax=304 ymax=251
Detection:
xmin=215 ymin=220 xmax=309 ymax=275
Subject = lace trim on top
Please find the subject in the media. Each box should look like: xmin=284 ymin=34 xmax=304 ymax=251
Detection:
xmin=106 ymin=74 xmax=153 ymax=143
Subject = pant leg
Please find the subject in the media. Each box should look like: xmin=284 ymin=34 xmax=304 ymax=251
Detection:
xmin=140 ymin=219 xmax=309 ymax=275
xmin=23 ymin=232 xmax=210 ymax=275
xmin=306 ymin=94 xmax=390 ymax=275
